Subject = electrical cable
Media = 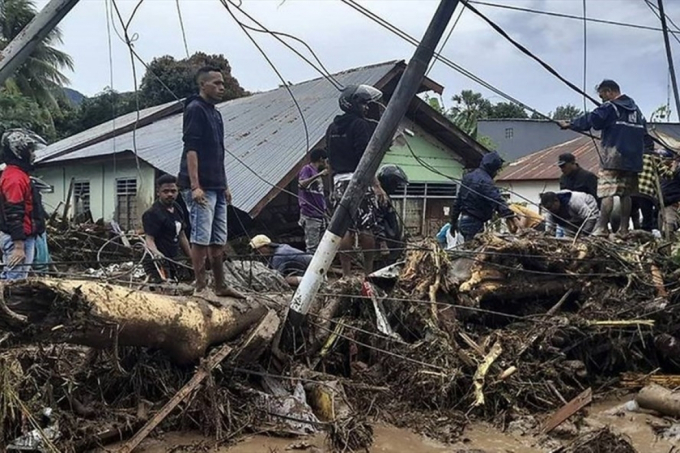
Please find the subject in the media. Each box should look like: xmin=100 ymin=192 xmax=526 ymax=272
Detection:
xmin=425 ymin=3 xmax=464 ymax=78
xmin=460 ymin=0 xmax=601 ymax=106
xmin=468 ymin=0 xmax=680 ymax=34
xmin=175 ymin=0 xmax=191 ymax=58
xmin=220 ymin=0 xmax=343 ymax=91
xmin=221 ymin=0 xmax=311 ymax=154
xmin=646 ymin=0 xmax=680 ymax=46
xmin=339 ymin=0 xmax=603 ymax=145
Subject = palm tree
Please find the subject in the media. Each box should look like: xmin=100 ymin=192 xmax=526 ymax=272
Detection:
xmin=0 ymin=0 xmax=74 ymax=108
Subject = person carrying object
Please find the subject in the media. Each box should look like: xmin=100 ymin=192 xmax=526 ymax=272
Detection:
xmin=450 ymin=152 xmax=519 ymax=241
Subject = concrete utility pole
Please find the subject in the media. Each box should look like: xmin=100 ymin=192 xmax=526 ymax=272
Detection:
xmin=0 ymin=0 xmax=81 ymax=86
xmin=283 ymin=0 xmax=461 ymax=341
xmin=658 ymin=0 xmax=680 ymax=120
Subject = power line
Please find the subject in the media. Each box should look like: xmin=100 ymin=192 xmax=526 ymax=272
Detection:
xmin=219 ymin=0 xmax=343 ymax=91
xmin=468 ymin=0 xmax=680 ymax=35
xmin=220 ymin=0 xmax=311 ymax=154
xmin=175 ymin=0 xmax=190 ymax=58
xmin=425 ymin=3 xmax=464 ymax=78
xmin=646 ymin=0 xmax=680 ymax=46
xmin=460 ymin=0 xmax=600 ymax=107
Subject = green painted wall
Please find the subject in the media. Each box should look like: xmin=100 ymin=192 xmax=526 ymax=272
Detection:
xmin=381 ymin=120 xmax=465 ymax=182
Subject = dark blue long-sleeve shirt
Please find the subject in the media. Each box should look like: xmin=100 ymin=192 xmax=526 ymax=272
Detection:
xmin=178 ymin=95 xmax=227 ymax=191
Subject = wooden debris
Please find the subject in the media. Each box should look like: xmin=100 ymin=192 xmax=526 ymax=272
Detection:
xmin=587 ymin=320 xmax=655 ymax=328
xmin=472 ymin=341 xmax=503 ymax=407
xmin=541 ymin=388 xmax=592 ymax=434
xmin=546 ymin=289 xmax=573 ymax=316
xmin=620 ymin=372 xmax=680 ymax=389
xmin=117 ymin=343 xmax=233 ymax=453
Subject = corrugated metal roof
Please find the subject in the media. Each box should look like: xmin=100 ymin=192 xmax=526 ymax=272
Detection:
xmin=38 ymin=61 xmax=403 ymax=215
xmin=498 ymin=128 xmax=680 ymax=182
xmin=497 ymin=136 xmax=599 ymax=182
xmin=37 ymin=100 xmax=181 ymax=162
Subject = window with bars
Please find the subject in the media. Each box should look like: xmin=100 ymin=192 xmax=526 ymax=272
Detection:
xmin=391 ymin=182 xmax=457 ymax=198
xmin=116 ymin=178 xmax=138 ymax=230
xmin=73 ymin=181 xmax=90 ymax=216
xmin=504 ymin=127 xmax=514 ymax=139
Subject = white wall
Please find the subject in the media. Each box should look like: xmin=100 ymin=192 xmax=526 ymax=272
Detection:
xmin=498 ymin=180 xmax=559 ymax=211
xmin=37 ymin=159 xmax=156 ymax=224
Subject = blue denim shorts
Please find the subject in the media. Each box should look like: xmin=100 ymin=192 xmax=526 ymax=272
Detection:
xmin=182 ymin=189 xmax=228 ymax=246
xmin=1 ymin=233 xmax=36 ymax=280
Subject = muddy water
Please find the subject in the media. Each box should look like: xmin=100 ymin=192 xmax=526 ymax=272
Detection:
xmin=126 ymin=397 xmax=679 ymax=453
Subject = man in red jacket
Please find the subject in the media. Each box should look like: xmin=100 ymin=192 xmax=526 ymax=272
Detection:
xmin=0 ymin=129 xmax=47 ymax=280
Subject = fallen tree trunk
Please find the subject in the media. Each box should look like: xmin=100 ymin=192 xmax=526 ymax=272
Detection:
xmin=0 ymin=279 xmax=274 ymax=364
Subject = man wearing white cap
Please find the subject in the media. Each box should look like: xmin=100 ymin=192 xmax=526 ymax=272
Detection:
xmin=250 ymin=235 xmax=312 ymax=287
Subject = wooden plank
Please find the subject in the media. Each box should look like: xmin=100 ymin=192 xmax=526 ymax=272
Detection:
xmin=541 ymin=388 xmax=592 ymax=435
xmin=117 ymin=343 xmax=233 ymax=453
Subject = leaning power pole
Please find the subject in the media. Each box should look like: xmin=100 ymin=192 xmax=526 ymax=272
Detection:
xmin=0 ymin=0 xmax=81 ymax=86
xmin=282 ymin=0 xmax=461 ymax=346
xmin=658 ymin=0 xmax=680 ymax=120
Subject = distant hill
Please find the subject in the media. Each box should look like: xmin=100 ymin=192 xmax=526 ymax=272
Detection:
xmin=63 ymin=87 xmax=85 ymax=106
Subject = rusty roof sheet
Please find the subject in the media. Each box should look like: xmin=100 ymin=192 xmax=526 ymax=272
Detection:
xmin=498 ymin=136 xmax=599 ymax=182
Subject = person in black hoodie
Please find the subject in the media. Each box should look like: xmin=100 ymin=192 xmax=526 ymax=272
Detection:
xmin=177 ymin=66 xmax=244 ymax=299
xmin=326 ymin=84 xmax=388 ymax=277
xmin=559 ymin=80 xmax=646 ymax=236
xmin=450 ymin=152 xmax=518 ymax=241
xmin=0 ymin=129 xmax=47 ymax=280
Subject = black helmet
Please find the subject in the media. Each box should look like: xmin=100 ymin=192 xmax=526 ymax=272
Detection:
xmin=339 ymin=84 xmax=383 ymax=114
xmin=378 ymin=164 xmax=408 ymax=195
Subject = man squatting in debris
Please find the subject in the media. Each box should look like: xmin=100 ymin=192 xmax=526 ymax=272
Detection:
xmin=450 ymin=152 xmax=520 ymax=241
xmin=559 ymin=79 xmax=646 ymax=236
xmin=298 ymin=148 xmax=329 ymax=253
xmin=249 ymin=234 xmax=311 ymax=287
xmin=558 ymin=153 xmax=598 ymax=201
xmin=142 ymin=174 xmax=192 ymax=283
xmin=326 ymin=85 xmax=388 ymax=277
xmin=0 ymin=129 xmax=47 ymax=281
xmin=177 ymin=66 xmax=244 ymax=298
xmin=540 ymin=190 xmax=600 ymax=238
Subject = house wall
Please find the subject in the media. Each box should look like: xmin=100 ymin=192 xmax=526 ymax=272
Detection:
xmin=383 ymin=117 xmax=466 ymax=182
xmin=37 ymin=158 xmax=156 ymax=228
xmin=498 ymin=179 xmax=558 ymax=207
xmin=478 ymin=120 xmax=580 ymax=162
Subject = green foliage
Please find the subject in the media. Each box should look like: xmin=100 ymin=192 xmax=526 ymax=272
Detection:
xmin=551 ymin=104 xmax=583 ymax=121
xmin=0 ymin=0 xmax=73 ymax=109
xmin=490 ymin=102 xmax=528 ymax=119
xmin=140 ymin=52 xmax=247 ymax=107
xmin=651 ymin=104 xmax=672 ymax=122
xmin=0 ymin=91 xmax=55 ymax=139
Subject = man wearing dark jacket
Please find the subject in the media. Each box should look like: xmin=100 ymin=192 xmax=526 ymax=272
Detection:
xmin=326 ymin=84 xmax=388 ymax=277
xmin=661 ymin=159 xmax=680 ymax=234
xmin=558 ymin=153 xmax=598 ymax=200
xmin=177 ymin=66 xmax=243 ymax=299
xmin=450 ymin=152 xmax=518 ymax=241
xmin=0 ymin=129 xmax=47 ymax=280
xmin=559 ymin=80 xmax=646 ymax=236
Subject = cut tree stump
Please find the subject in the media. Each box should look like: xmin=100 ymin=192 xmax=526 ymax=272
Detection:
xmin=0 ymin=279 xmax=276 ymax=364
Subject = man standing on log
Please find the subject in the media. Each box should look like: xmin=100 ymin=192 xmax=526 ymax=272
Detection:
xmin=142 ymin=175 xmax=192 ymax=283
xmin=0 ymin=129 xmax=47 ymax=280
xmin=559 ymin=80 xmax=646 ymax=236
xmin=178 ymin=66 xmax=244 ymax=299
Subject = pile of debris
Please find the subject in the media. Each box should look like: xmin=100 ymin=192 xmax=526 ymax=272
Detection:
xmin=1 ymin=231 xmax=679 ymax=451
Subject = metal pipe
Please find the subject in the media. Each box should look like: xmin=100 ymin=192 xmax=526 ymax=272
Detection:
xmin=0 ymin=0 xmax=81 ymax=86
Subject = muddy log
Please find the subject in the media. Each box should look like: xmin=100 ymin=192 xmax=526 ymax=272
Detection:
xmin=0 ymin=279 xmax=273 ymax=364
xmin=636 ymin=383 xmax=680 ymax=418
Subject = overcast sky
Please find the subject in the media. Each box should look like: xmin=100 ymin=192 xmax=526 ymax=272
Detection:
xmin=36 ymin=0 xmax=680 ymax=121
